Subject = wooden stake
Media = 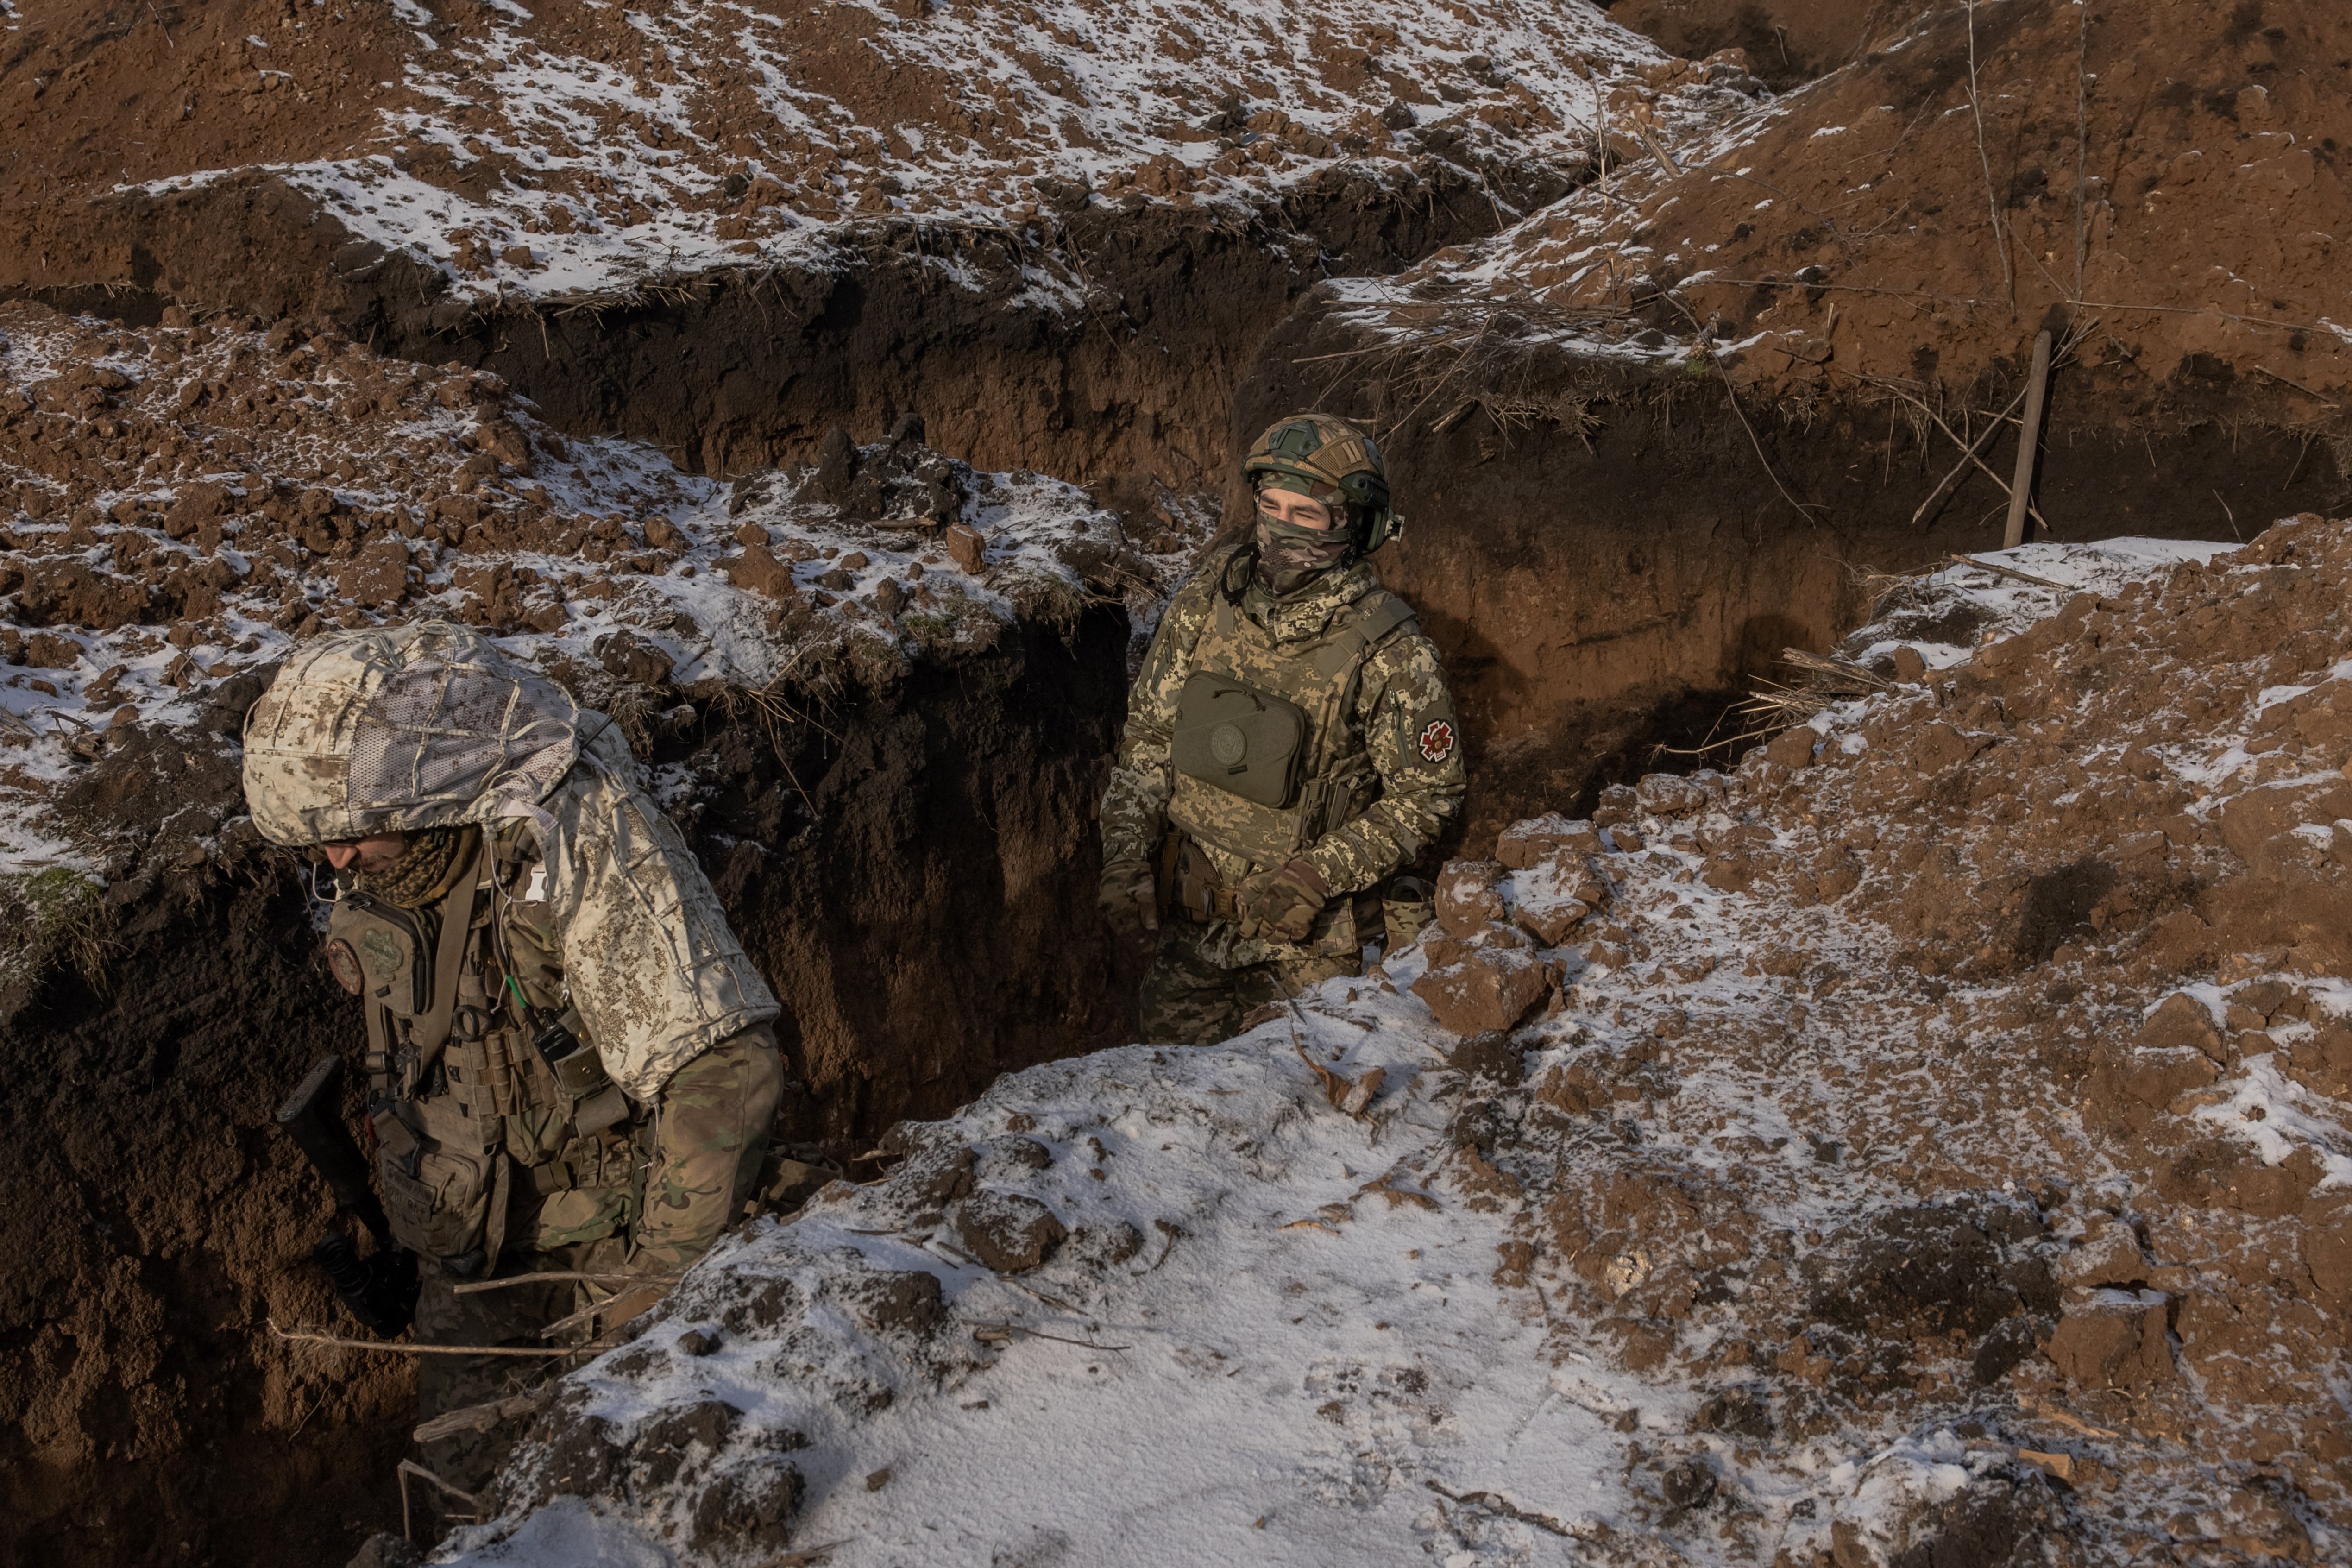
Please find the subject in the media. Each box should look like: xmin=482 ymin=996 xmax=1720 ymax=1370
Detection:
xmin=2004 ymin=329 xmax=2054 ymax=548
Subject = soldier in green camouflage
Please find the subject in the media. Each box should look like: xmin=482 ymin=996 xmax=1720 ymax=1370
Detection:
xmin=1098 ymin=414 xmax=1466 ymax=1043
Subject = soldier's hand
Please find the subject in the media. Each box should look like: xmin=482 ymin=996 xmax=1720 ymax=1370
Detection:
xmin=1098 ymin=859 xmax=1160 ymax=941
xmin=1237 ymin=859 xmax=1328 ymax=945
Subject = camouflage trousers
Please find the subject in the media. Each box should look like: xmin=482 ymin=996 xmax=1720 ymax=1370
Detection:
xmin=411 ymin=1028 xmax=783 ymax=1496
xmin=1136 ymin=919 xmax=1361 ymax=1045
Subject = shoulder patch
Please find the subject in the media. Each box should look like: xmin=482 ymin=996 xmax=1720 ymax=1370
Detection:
xmin=1416 ymin=715 xmax=1458 ymax=765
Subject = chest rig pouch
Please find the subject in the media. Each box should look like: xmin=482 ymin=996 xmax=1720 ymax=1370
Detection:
xmin=329 ymin=842 xmax=503 ymax=1271
xmin=1170 ymin=673 xmax=1308 ymax=808
xmin=1166 ymin=585 xmax=1418 ymax=869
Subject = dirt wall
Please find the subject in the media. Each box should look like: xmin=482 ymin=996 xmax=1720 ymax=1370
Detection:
xmin=1234 ymin=298 xmax=2352 ymax=847
xmin=0 ymin=870 xmax=413 ymax=1568
xmin=1603 ymin=0 xmax=1911 ymax=88
xmin=0 ymin=606 xmax=1132 ymax=1568
xmin=2 ymin=160 xmax=1542 ymax=491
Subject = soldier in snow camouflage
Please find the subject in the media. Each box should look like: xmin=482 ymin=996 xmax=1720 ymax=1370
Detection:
xmin=1098 ymin=414 xmax=1465 ymax=1043
xmin=242 ymin=622 xmax=785 ymax=1480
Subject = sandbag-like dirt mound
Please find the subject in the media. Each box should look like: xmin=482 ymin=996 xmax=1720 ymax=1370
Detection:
xmin=425 ymin=519 xmax=2350 ymax=1567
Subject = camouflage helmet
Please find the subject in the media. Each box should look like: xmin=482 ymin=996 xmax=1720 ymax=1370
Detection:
xmin=1242 ymin=413 xmax=1400 ymax=552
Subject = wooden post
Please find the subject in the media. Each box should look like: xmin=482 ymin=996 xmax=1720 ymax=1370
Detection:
xmin=2003 ymin=329 xmax=2053 ymax=548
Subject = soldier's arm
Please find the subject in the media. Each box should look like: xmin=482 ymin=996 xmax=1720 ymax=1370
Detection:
xmin=493 ymin=832 xmax=566 ymax=1014
xmin=1300 ymin=631 xmax=1466 ymax=894
xmin=1097 ymin=564 xmax=1222 ymax=867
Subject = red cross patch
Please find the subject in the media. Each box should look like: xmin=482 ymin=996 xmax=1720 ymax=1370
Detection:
xmin=1417 ymin=718 xmax=1456 ymax=764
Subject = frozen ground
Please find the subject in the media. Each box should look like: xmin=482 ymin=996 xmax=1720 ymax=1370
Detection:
xmin=120 ymin=0 xmax=1716 ymax=307
xmin=0 ymin=300 xmax=1191 ymax=891
xmin=424 ymin=530 xmax=2352 ymax=1568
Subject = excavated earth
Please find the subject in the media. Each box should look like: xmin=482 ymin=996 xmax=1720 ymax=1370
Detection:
xmin=425 ymin=522 xmax=2352 ymax=1567
xmin=0 ymin=297 xmax=1164 ymax=1566
xmin=5 ymin=0 xmax=2352 ymax=1562
xmin=1244 ymin=0 xmax=2352 ymax=839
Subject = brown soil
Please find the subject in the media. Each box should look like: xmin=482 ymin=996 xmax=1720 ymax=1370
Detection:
xmin=1394 ymin=0 xmax=2352 ymax=413
xmin=1234 ymin=299 xmax=2347 ymax=849
xmin=1605 ymin=0 xmax=1916 ymax=90
xmin=10 ymin=0 xmax=2352 ymax=1561
xmin=0 ymin=606 xmax=1133 ymax=1568
xmin=1231 ymin=0 xmax=2352 ymax=841
xmin=1441 ymin=512 xmax=2352 ymax=1557
xmin=0 ymin=299 xmax=1149 ymax=1565
xmin=0 ymin=861 xmax=415 ymax=1566
xmin=0 ymin=0 xmax=1600 ymax=238
xmin=2 ymin=154 xmax=1549 ymax=496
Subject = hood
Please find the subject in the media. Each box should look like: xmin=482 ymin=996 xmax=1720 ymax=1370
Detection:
xmin=242 ymin=621 xmax=583 ymax=847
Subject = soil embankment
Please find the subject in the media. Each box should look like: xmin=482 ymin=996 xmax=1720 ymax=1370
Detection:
xmin=0 ymin=296 xmax=1151 ymax=1565
xmin=0 ymin=605 xmax=1130 ymax=1568
xmin=1233 ymin=309 xmax=2346 ymax=846
xmin=8 ymin=0 xmax=2352 ymax=1562
xmin=1228 ymin=0 xmax=2352 ymax=839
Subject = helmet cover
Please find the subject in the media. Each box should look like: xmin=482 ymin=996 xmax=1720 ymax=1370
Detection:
xmin=1242 ymin=413 xmax=1400 ymax=550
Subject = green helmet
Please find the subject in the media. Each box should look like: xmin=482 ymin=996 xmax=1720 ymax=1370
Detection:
xmin=1242 ymin=413 xmax=1400 ymax=552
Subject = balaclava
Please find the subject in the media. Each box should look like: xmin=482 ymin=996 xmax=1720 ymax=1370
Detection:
xmin=1251 ymin=475 xmax=1356 ymax=595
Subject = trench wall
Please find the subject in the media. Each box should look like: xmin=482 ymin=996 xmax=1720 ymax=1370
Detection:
xmin=0 ymin=609 xmax=1130 ymax=1568
xmin=1234 ymin=300 xmax=2352 ymax=846
xmin=2 ymin=162 xmax=1526 ymax=490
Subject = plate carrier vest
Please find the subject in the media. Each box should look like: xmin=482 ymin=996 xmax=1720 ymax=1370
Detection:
xmin=1165 ymin=562 xmax=1419 ymax=869
xmin=324 ymin=828 xmax=635 ymax=1272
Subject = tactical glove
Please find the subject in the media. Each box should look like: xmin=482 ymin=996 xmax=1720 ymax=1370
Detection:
xmin=1237 ymin=859 xmax=1329 ymax=945
xmin=1098 ymin=859 xmax=1160 ymax=940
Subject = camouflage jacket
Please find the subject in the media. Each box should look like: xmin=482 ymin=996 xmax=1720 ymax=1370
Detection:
xmin=1100 ymin=544 xmax=1465 ymax=965
xmin=245 ymin=622 xmax=781 ymax=1102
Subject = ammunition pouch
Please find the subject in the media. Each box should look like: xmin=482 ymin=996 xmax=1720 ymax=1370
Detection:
xmin=1170 ymin=672 xmax=1308 ymax=809
xmin=379 ymin=1140 xmax=496 ymax=1266
xmin=531 ymin=1005 xmax=630 ymax=1137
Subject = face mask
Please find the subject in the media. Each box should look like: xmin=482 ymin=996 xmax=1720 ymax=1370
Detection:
xmin=1252 ymin=514 xmax=1354 ymax=594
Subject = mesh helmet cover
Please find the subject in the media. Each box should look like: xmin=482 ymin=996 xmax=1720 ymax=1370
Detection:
xmin=242 ymin=620 xmax=581 ymax=846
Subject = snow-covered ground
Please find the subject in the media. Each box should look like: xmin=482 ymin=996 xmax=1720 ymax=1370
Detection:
xmin=0 ymin=301 xmax=1189 ymax=893
xmin=419 ymin=530 xmax=2352 ymax=1568
xmin=126 ymin=0 xmax=1708 ymax=307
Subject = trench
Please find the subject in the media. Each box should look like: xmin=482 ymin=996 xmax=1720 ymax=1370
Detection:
xmin=6 ymin=114 xmax=2350 ymax=1568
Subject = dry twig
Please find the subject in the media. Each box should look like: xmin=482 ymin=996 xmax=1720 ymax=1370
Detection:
xmin=1780 ymin=648 xmax=1894 ymax=694
xmin=412 ymin=1388 xmax=553 ymax=1443
xmin=271 ymin=1319 xmax=611 ymax=1357
xmin=1947 ymin=553 xmax=2066 ymax=589
xmin=1964 ymin=0 xmax=2016 ymax=316
xmin=961 ymin=1319 xmax=1132 ymax=1351
xmin=452 ymin=1270 xmax=677 ymax=1296
xmin=753 ymin=1540 xmax=854 ymax=1568
xmin=1909 ymin=384 xmax=2029 ymax=527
